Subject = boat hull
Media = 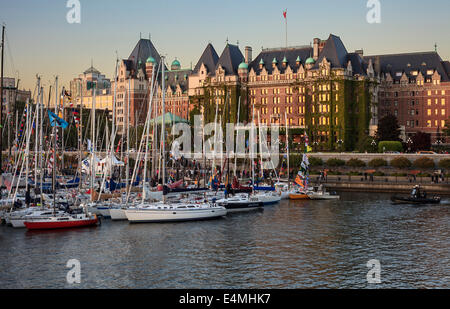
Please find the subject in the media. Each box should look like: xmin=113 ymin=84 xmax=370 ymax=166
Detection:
xmin=391 ymin=196 xmax=441 ymax=205
xmin=289 ymin=194 xmax=309 ymax=200
xmin=24 ymin=218 xmax=98 ymax=230
xmin=109 ymin=208 xmax=127 ymax=221
xmin=125 ymin=208 xmax=227 ymax=223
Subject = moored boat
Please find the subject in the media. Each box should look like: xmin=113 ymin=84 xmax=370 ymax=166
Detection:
xmin=391 ymin=196 xmax=440 ymax=205
xmin=24 ymin=213 xmax=98 ymax=230
xmin=125 ymin=202 xmax=227 ymax=223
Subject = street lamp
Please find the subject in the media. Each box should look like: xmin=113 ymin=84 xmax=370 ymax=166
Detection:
xmin=337 ymin=139 xmax=344 ymax=153
xmin=407 ymin=138 xmax=413 ymax=153
xmin=313 ymin=141 xmax=319 ymax=152
xmin=371 ymin=139 xmax=377 ymax=153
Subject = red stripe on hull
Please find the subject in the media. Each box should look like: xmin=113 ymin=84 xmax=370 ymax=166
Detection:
xmin=24 ymin=219 xmax=98 ymax=230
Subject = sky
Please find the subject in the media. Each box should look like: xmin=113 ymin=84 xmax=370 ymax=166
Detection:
xmin=1 ymin=0 xmax=450 ymax=94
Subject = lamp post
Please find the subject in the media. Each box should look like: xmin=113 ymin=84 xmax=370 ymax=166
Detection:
xmin=371 ymin=139 xmax=377 ymax=153
xmin=337 ymin=139 xmax=343 ymax=153
xmin=407 ymin=138 xmax=413 ymax=153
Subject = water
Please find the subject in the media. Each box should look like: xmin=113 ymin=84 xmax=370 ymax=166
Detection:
xmin=0 ymin=192 xmax=449 ymax=289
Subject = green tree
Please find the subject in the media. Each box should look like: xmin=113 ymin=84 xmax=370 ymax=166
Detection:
xmin=376 ymin=115 xmax=401 ymax=141
xmin=390 ymin=157 xmax=412 ymax=169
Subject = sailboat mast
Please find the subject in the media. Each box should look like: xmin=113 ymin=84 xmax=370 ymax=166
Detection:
xmin=78 ymin=80 xmax=83 ymax=190
xmin=25 ymin=98 xmax=30 ymax=192
xmin=39 ymin=86 xmax=44 ymax=204
xmin=90 ymin=81 xmax=96 ymax=199
xmin=285 ymin=112 xmax=290 ymax=189
xmin=161 ymin=56 xmax=166 ymax=193
xmin=0 ymin=25 xmax=4 ymax=175
xmin=34 ymin=77 xmax=40 ymax=188
xmin=126 ymin=75 xmax=130 ymax=189
xmin=234 ymin=97 xmax=241 ymax=177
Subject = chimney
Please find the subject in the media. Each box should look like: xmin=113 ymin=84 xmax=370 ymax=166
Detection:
xmin=355 ymin=49 xmax=364 ymax=57
xmin=313 ymin=38 xmax=320 ymax=60
xmin=245 ymin=46 xmax=253 ymax=64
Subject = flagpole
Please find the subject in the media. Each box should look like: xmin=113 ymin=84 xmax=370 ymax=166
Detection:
xmin=284 ymin=9 xmax=288 ymax=51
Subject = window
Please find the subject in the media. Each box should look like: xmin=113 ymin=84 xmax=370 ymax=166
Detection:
xmin=441 ymin=109 xmax=446 ymax=116
xmin=427 ymin=109 xmax=431 ymax=116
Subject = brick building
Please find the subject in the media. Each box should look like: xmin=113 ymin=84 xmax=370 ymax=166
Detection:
xmin=364 ymin=51 xmax=450 ymax=143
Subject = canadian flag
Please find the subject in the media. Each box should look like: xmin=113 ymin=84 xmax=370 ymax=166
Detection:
xmin=283 ymin=10 xmax=287 ymax=19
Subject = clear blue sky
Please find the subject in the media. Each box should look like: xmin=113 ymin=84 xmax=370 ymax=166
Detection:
xmin=1 ymin=0 xmax=450 ymax=92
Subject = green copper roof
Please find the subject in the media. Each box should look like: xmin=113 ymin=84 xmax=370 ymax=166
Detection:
xmin=272 ymin=57 xmax=278 ymax=64
xmin=146 ymin=56 xmax=156 ymax=63
xmin=296 ymin=56 xmax=301 ymax=62
xmin=282 ymin=56 xmax=288 ymax=63
xmin=305 ymin=57 xmax=315 ymax=65
xmin=238 ymin=61 xmax=248 ymax=70
xmin=171 ymin=59 xmax=181 ymax=67
xmin=259 ymin=59 xmax=265 ymax=65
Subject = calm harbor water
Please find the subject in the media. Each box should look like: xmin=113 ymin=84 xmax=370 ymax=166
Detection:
xmin=0 ymin=192 xmax=449 ymax=289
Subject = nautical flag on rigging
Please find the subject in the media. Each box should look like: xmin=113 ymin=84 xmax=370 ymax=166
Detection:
xmin=48 ymin=111 xmax=69 ymax=129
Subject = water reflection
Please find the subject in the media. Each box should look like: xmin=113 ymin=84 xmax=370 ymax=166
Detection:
xmin=0 ymin=192 xmax=449 ymax=289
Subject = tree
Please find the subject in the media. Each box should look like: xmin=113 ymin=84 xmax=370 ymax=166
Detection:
xmin=411 ymin=132 xmax=431 ymax=152
xmin=375 ymin=115 xmax=401 ymax=141
xmin=444 ymin=118 xmax=450 ymax=139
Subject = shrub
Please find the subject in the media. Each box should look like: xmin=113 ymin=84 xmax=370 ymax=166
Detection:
xmin=309 ymin=157 xmax=323 ymax=167
xmin=346 ymin=158 xmax=366 ymax=167
xmin=373 ymin=171 xmax=385 ymax=176
xmin=326 ymin=158 xmax=346 ymax=167
xmin=391 ymin=173 xmax=407 ymax=177
xmin=438 ymin=159 xmax=450 ymax=169
xmin=368 ymin=158 xmax=388 ymax=168
xmin=378 ymin=141 xmax=403 ymax=153
xmin=347 ymin=171 xmax=362 ymax=176
xmin=390 ymin=157 xmax=412 ymax=169
xmin=413 ymin=157 xmax=435 ymax=169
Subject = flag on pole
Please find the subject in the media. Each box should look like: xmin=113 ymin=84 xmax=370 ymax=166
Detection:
xmin=48 ymin=110 xmax=69 ymax=129
xmin=283 ymin=10 xmax=287 ymax=19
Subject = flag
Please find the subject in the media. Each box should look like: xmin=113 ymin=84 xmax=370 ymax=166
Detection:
xmin=87 ymin=139 xmax=92 ymax=152
xmin=48 ymin=110 xmax=69 ymax=129
xmin=283 ymin=10 xmax=287 ymax=19
xmin=294 ymin=175 xmax=304 ymax=188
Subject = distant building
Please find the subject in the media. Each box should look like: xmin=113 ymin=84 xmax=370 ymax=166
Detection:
xmin=114 ymin=39 xmax=192 ymax=134
xmin=1 ymin=77 xmax=31 ymax=115
xmin=188 ymin=42 xmax=248 ymax=125
xmin=244 ymin=34 xmax=378 ymax=151
xmin=364 ymin=51 xmax=450 ymax=143
xmin=69 ymin=65 xmax=113 ymax=111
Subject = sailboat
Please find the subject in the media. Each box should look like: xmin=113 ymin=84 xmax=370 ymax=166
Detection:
xmin=123 ymin=56 xmax=227 ymax=223
xmin=23 ymin=82 xmax=99 ymax=230
xmin=289 ymin=134 xmax=313 ymax=200
xmin=215 ymin=100 xmax=281 ymax=211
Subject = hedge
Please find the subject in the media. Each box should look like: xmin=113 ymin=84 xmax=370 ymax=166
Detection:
xmin=326 ymin=158 xmax=346 ymax=167
xmin=390 ymin=157 xmax=412 ymax=169
xmin=309 ymin=157 xmax=324 ymax=167
xmin=413 ymin=157 xmax=435 ymax=169
xmin=378 ymin=141 xmax=403 ymax=153
xmin=368 ymin=158 xmax=388 ymax=168
xmin=438 ymin=159 xmax=450 ymax=169
xmin=346 ymin=158 xmax=366 ymax=167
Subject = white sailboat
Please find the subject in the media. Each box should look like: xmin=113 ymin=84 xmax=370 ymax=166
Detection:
xmin=124 ymin=56 xmax=226 ymax=223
